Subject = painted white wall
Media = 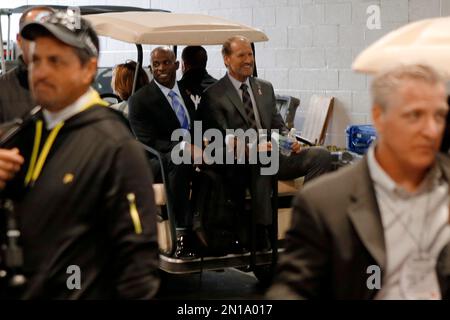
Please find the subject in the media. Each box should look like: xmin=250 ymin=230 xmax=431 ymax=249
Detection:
xmin=2 ymin=0 xmax=449 ymax=147
xmin=148 ymin=0 xmax=450 ymax=147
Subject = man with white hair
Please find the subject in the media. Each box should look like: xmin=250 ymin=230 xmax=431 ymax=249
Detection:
xmin=267 ymin=64 xmax=450 ymax=299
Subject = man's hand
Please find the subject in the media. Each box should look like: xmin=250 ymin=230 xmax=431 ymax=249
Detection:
xmin=0 ymin=148 xmax=24 ymax=189
xmin=257 ymin=141 xmax=272 ymax=153
xmin=226 ymin=136 xmax=247 ymax=159
xmin=187 ymin=143 xmax=205 ymax=164
xmin=291 ymin=141 xmax=301 ymax=154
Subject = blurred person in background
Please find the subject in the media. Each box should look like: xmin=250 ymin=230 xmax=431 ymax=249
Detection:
xmin=110 ymin=60 xmax=149 ymax=118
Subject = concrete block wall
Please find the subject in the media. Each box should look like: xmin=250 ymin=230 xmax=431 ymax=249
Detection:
xmin=149 ymin=0 xmax=450 ymax=147
xmin=159 ymin=0 xmax=450 ymax=146
xmin=3 ymin=0 xmax=449 ymax=146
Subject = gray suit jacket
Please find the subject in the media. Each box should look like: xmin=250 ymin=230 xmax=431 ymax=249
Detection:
xmin=199 ymin=75 xmax=287 ymax=135
xmin=267 ymin=154 xmax=450 ymax=299
xmin=198 ymin=75 xmax=288 ymax=225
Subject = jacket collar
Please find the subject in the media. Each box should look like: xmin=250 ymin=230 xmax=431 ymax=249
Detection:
xmin=249 ymin=77 xmax=268 ymax=128
xmin=349 ymin=154 xmax=450 ymax=297
xmin=222 ymin=75 xmax=250 ymax=127
xmin=221 ymin=74 xmax=268 ymax=128
xmin=347 ymin=157 xmax=387 ymax=271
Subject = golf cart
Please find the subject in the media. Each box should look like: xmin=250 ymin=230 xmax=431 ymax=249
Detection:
xmin=1 ymin=5 xmax=296 ymax=285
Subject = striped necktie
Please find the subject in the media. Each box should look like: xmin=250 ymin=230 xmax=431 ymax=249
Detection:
xmin=240 ymin=83 xmax=257 ymax=130
xmin=168 ymin=90 xmax=190 ymax=130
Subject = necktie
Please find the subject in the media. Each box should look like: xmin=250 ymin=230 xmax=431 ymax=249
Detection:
xmin=168 ymin=90 xmax=190 ymax=130
xmin=240 ymin=83 xmax=257 ymax=130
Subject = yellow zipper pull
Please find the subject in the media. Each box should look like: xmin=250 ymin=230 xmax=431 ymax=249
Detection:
xmin=127 ymin=193 xmax=142 ymax=234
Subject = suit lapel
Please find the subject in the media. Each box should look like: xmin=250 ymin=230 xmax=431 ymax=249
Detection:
xmin=222 ymin=76 xmax=250 ymax=127
xmin=435 ymin=153 xmax=450 ymax=298
xmin=249 ymin=77 xmax=269 ymax=128
xmin=151 ymin=80 xmax=197 ymax=129
xmin=150 ymin=80 xmax=180 ymax=128
xmin=178 ymin=81 xmax=196 ymax=121
xmin=347 ymin=158 xmax=387 ymax=271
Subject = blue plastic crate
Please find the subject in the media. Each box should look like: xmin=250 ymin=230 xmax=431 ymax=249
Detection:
xmin=346 ymin=125 xmax=377 ymax=155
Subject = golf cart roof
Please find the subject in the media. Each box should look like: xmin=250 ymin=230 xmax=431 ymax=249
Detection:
xmin=84 ymin=11 xmax=269 ymax=45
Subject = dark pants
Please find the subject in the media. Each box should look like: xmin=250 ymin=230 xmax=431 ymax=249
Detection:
xmin=249 ymin=146 xmax=332 ymax=225
xmin=149 ymin=155 xmax=193 ymax=229
xmin=278 ymin=146 xmax=332 ymax=181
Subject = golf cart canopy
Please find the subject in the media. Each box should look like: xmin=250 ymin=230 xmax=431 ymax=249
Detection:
xmin=83 ymin=11 xmax=268 ymax=45
xmin=83 ymin=10 xmax=268 ymax=92
xmin=0 ymin=5 xmax=168 ymax=73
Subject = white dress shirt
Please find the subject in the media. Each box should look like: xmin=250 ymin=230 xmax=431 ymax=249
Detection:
xmin=154 ymin=80 xmax=191 ymax=129
xmin=42 ymin=87 xmax=96 ymax=130
xmin=367 ymin=145 xmax=450 ymax=300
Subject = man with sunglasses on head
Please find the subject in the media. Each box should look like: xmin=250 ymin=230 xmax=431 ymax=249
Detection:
xmin=1 ymin=10 xmax=160 ymax=299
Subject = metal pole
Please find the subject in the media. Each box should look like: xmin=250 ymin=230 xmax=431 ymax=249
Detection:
xmin=131 ymin=44 xmax=143 ymax=95
xmin=0 ymin=15 xmax=6 ymax=74
xmin=251 ymin=42 xmax=258 ymax=78
xmin=6 ymin=13 xmax=10 ymax=61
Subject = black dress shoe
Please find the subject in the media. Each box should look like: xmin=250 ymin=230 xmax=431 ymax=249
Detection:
xmin=175 ymin=234 xmax=198 ymax=259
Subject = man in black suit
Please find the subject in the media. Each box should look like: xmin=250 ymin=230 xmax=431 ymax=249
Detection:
xmin=198 ymin=36 xmax=331 ymax=249
xmin=179 ymin=46 xmax=217 ymax=97
xmin=129 ymin=46 xmax=200 ymax=258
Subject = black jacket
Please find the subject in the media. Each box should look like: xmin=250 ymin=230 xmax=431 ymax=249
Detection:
xmin=179 ymin=68 xmax=217 ymax=97
xmin=2 ymin=105 xmax=160 ymax=299
xmin=128 ymin=79 xmax=197 ymax=154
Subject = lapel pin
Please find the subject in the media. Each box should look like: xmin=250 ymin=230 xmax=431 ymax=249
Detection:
xmin=190 ymin=94 xmax=201 ymax=110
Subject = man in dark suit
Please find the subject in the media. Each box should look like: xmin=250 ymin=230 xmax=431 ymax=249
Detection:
xmin=129 ymin=46 xmax=200 ymax=258
xmin=198 ymin=36 xmax=331 ymax=249
xmin=179 ymin=45 xmax=217 ymax=97
xmin=267 ymin=64 xmax=450 ymax=299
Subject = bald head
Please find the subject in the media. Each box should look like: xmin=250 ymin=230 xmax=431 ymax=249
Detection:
xmin=151 ymin=46 xmax=176 ymax=63
xmin=150 ymin=46 xmax=179 ymax=88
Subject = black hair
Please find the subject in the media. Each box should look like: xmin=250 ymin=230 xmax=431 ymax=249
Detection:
xmin=182 ymin=46 xmax=207 ymax=70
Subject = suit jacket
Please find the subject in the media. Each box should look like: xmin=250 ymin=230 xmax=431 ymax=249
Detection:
xmin=267 ymin=154 xmax=450 ymax=299
xmin=199 ymin=75 xmax=287 ymax=135
xmin=198 ymin=75 xmax=288 ymax=225
xmin=128 ymin=79 xmax=196 ymax=154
